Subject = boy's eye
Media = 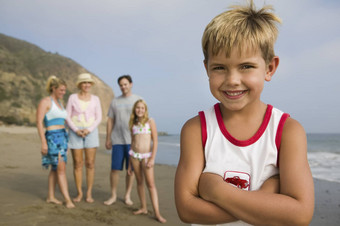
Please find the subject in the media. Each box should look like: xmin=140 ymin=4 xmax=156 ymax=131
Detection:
xmin=240 ymin=65 xmax=253 ymax=70
xmin=212 ymin=66 xmax=224 ymax=70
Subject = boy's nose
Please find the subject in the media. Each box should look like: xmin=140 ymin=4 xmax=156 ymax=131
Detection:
xmin=225 ymin=71 xmax=241 ymax=86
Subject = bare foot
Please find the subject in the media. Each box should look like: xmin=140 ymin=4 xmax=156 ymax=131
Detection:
xmin=104 ymin=196 xmax=116 ymax=206
xmin=86 ymin=197 xmax=94 ymax=203
xmin=73 ymin=194 xmax=83 ymax=203
xmin=46 ymin=198 xmax=62 ymax=205
xmin=65 ymin=200 xmax=75 ymax=208
xmin=125 ymin=197 xmax=133 ymax=206
xmin=133 ymin=208 xmax=148 ymax=215
xmin=156 ymin=215 xmax=167 ymax=223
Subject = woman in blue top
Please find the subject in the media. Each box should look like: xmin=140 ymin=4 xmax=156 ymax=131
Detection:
xmin=36 ymin=75 xmax=75 ymax=208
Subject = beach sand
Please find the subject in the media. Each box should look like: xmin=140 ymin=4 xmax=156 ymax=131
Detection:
xmin=0 ymin=126 xmax=339 ymax=225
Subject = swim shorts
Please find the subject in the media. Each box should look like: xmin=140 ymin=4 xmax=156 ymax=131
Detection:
xmin=68 ymin=127 xmax=99 ymax=149
xmin=42 ymin=129 xmax=68 ymax=171
xmin=111 ymin=144 xmax=131 ymax=170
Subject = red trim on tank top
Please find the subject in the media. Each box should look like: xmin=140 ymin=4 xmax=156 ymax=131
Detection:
xmin=199 ymin=111 xmax=207 ymax=148
xmin=275 ymin=113 xmax=290 ymax=167
xmin=214 ymin=103 xmax=273 ymax=147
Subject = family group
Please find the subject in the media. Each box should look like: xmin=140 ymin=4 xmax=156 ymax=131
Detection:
xmin=36 ymin=73 xmax=166 ymax=223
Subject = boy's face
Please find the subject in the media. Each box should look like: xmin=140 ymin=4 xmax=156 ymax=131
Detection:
xmin=204 ymin=46 xmax=278 ymax=112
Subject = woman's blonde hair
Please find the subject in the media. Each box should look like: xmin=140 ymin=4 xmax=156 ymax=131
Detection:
xmin=202 ymin=0 xmax=281 ymax=65
xmin=45 ymin=75 xmax=67 ymax=94
xmin=129 ymin=99 xmax=149 ymax=130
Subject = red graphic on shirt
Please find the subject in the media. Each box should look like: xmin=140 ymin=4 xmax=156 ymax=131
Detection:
xmin=224 ymin=171 xmax=251 ymax=190
xmin=224 ymin=176 xmax=249 ymax=189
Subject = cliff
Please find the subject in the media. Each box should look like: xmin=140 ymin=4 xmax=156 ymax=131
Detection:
xmin=0 ymin=33 xmax=114 ymax=126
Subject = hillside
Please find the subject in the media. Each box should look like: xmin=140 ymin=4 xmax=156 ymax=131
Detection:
xmin=0 ymin=33 xmax=114 ymax=126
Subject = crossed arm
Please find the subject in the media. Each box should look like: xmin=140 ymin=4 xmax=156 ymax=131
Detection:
xmin=174 ymin=116 xmax=314 ymax=225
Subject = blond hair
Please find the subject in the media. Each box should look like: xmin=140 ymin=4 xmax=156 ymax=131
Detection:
xmin=45 ymin=75 xmax=67 ymax=94
xmin=129 ymin=99 xmax=149 ymax=130
xmin=202 ymin=0 xmax=281 ymax=65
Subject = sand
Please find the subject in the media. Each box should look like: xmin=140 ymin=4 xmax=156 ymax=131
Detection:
xmin=0 ymin=126 xmax=339 ymax=226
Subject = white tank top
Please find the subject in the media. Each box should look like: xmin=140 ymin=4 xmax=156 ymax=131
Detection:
xmin=195 ymin=103 xmax=289 ymax=226
xmin=44 ymin=97 xmax=67 ymax=127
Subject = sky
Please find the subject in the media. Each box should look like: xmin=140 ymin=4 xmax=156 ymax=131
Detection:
xmin=1 ymin=0 xmax=340 ymax=134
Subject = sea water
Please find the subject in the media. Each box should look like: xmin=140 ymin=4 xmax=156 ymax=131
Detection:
xmin=306 ymin=133 xmax=340 ymax=183
xmin=157 ymin=133 xmax=340 ymax=183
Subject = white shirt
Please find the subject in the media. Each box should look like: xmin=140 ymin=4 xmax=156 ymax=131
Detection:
xmin=195 ymin=103 xmax=289 ymax=226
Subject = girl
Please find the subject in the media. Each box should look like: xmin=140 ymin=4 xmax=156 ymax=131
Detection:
xmin=128 ymin=99 xmax=166 ymax=223
xmin=36 ymin=75 xmax=75 ymax=208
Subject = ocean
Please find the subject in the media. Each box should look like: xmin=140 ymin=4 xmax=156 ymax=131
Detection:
xmin=156 ymin=133 xmax=340 ymax=183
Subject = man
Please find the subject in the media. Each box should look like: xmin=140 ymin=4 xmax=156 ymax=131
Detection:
xmin=104 ymin=75 xmax=142 ymax=206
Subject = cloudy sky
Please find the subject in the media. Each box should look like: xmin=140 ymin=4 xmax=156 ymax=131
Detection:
xmin=1 ymin=0 xmax=340 ymax=134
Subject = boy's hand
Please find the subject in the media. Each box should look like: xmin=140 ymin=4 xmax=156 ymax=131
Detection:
xmin=259 ymin=174 xmax=280 ymax=193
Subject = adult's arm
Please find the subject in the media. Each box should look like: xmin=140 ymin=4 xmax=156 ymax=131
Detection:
xmin=65 ymin=94 xmax=79 ymax=132
xmin=36 ymin=97 xmax=50 ymax=155
xmin=105 ymin=116 xmax=114 ymax=150
xmin=87 ymin=95 xmax=102 ymax=132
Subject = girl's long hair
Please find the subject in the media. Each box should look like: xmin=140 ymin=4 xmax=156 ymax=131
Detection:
xmin=129 ymin=99 xmax=149 ymax=130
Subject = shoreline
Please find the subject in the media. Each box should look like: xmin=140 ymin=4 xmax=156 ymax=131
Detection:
xmin=0 ymin=125 xmax=339 ymax=225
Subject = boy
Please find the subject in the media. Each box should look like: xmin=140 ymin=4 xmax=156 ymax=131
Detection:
xmin=174 ymin=1 xmax=314 ymax=225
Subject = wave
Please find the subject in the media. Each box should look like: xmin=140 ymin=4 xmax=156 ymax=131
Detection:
xmin=308 ymin=152 xmax=340 ymax=183
xmin=158 ymin=142 xmax=180 ymax=147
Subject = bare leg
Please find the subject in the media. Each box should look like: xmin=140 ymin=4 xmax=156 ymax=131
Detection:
xmin=57 ymin=156 xmax=75 ymax=208
xmin=131 ymin=158 xmax=147 ymax=214
xmin=143 ymin=160 xmax=166 ymax=223
xmin=125 ymin=170 xmax=134 ymax=206
xmin=46 ymin=170 xmax=62 ymax=204
xmin=71 ymin=149 xmax=83 ymax=202
xmin=84 ymin=148 xmax=96 ymax=203
xmin=104 ymin=170 xmax=119 ymax=205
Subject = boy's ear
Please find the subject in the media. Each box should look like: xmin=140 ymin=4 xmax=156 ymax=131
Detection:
xmin=265 ymin=56 xmax=279 ymax=82
xmin=203 ymin=60 xmax=208 ymax=74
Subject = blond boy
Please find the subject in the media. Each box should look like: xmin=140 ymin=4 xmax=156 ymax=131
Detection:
xmin=175 ymin=1 xmax=314 ymax=225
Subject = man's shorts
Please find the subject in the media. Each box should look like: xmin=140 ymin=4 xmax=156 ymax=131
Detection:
xmin=111 ymin=144 xmax=131 ymax=170
xmin=68 ymin=127 xmax=99 ymax=149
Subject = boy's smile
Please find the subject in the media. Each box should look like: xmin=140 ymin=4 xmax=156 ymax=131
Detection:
xmin=204 ymin=46 xmax=278 ymax=113
xmin=224 ymin=90 xmax=247 ymax=99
